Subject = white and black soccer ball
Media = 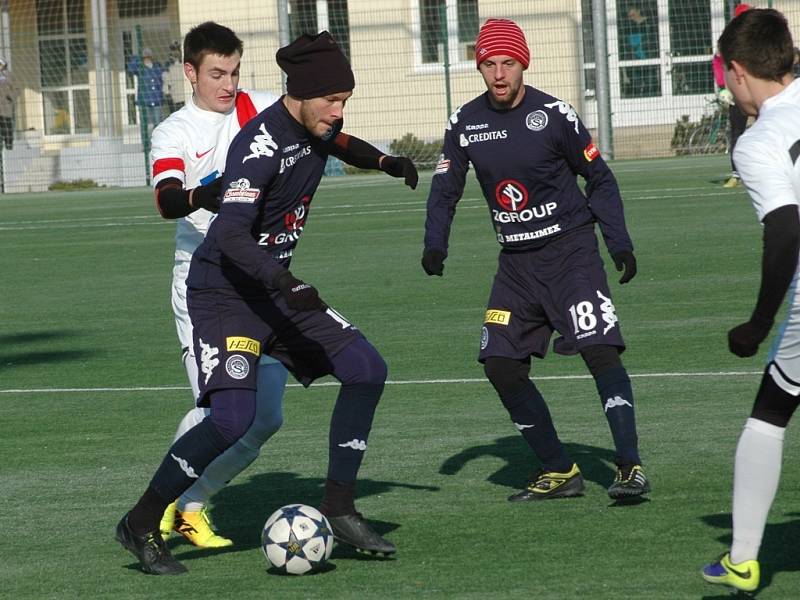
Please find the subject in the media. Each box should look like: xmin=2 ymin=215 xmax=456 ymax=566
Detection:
xmin=261 ymin=504 xmax=334 ymax=575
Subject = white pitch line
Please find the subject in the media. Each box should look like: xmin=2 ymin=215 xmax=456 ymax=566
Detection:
xmin=0 ymin=370 xmax=761 ymax=394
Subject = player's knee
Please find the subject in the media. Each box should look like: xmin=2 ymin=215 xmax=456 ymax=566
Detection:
xmin=209 ymin=388 xmax=257 ymax=443
xmin=484 ymin=356 xmax=531 ymax=399
xmin=332 ymin=337 xmax=387 ymax=385
xmin=751 ymin=367 xmax=800 ymax=428
xmin=242 ymin=404 xmax=284 ymax=448
xmin=580 ymin=344 xmax=622 ymax=378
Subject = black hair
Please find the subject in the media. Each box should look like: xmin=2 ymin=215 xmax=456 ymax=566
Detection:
xmin=718 ymin=8 xmax=794 ymax=82
xmin=183 ymin=21 xmax=244 ymax=69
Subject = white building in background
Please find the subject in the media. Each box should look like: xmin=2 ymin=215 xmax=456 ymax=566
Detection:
xmin=1 ymin=0 xmax=797 ymax=192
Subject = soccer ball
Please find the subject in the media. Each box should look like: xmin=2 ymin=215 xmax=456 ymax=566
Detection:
xmin=261 ymin=504 xmax=334 ymax=575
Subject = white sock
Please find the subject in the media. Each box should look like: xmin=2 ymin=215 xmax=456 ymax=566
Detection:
xmin=730 ymin=418 xmax=785 ymax=564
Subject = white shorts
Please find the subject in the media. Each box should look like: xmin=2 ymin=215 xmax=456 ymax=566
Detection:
xmin=172 ymin=260 xmax=193 ymax=350
xmin=768 ymin=273 xmax=800 ymax=395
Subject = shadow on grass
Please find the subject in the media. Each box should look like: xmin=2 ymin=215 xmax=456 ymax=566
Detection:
xmin=700 ymin=511 xmax=800 ymax=595
xmin=439 ymin=435 xmax=618 ymax=490
xmin=169 ymin=471 xmax=438 ymax=562
xmin=0 ymin=330 xmax=94 ymax=371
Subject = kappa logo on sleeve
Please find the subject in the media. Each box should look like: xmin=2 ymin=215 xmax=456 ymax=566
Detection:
xmin=223 ymin=177 xmax=260 ymax=203
xmin=543 ymin=100 xmax=580 ymax=134
xmin=226 ymin=336 xmax=261 ymax=356
xmin=243 ymin=123 xmax=278 ymax=163
xmin=446 ymin=106 xmax=462 ymax=130
xmin=484 ymin=309 xmax=511 ymax=325
xmin=583 ymin=142 xmax=600 ymax=162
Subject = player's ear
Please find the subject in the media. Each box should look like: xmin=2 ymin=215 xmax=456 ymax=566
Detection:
xmin=184 ymin=62 xmax=197 ymax=84
xmin=729 ymin=60 xmax=747 ymax=83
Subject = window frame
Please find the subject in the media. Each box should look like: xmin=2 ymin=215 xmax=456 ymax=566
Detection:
xmin=411 ymin=0 xmax=480 ymax=73
xmin=37 ymin=0 xmax=91 ymax=137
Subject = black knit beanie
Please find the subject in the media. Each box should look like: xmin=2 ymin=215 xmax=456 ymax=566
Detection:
xmin=276 ymin=31 xmax=355 ymax=99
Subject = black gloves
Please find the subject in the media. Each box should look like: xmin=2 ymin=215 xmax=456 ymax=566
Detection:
xmin=421 ymin=248 xmax=446 ymax=276
xmin=728 ymin=314 xmax=773 ymax=358
xmin=276 ymin=271 xmax=325 ymax=311
xmin=612 ymin=250 xmax=637 ymax=284
xmin=380 ymin=156 xmax=418 ymax=190
xmin=190 ymin=177 xmax=223 ymax=213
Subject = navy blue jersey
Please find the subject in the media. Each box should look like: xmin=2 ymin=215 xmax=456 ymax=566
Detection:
xmin=425 ymin=85 xmax=632 ymax=256
xmin=188 ymin=99 xmax=341 ymax=293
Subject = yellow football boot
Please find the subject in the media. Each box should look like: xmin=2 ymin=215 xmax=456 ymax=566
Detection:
xmin=173 ymin=507 xmax=233 ymax=548
xmin=159 ymin=501 xmax=177 ymax=539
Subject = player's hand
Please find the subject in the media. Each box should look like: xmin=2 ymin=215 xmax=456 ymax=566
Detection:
xmin=612 ymin=250 xmax=637 ymax=284
xmin=728 ymin=315 xmax=773 ymax=357
xmin=190 ymin=177 xmax=223 ymax=213
xmin=380 ymin=155 xmax=419 ymax=190
xmin=276 ymin=271 xmax=325 ymax=311
xmin=421 ymin=248 xmax=446 ymax=276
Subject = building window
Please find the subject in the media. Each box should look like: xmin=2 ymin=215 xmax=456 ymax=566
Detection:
xmin=289 ymin=0 xmax=351 ymax=60
xmin=419 ymin=0 xmax=479 ymax=65
xmin=616 ymin=0 xmax=661 ymax=98
xmin=37 ymin=0 xmax=90 ymax=135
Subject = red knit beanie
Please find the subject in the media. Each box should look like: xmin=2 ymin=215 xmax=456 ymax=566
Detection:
xmin=474 ymin=18 xmax=530 ymax=69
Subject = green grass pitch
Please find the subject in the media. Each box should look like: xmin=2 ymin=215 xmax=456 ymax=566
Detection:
xmin=2 ymin=154 xmax=798 ymax=598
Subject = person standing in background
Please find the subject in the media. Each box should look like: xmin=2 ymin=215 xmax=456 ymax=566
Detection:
xmin=164 ymin=40 xmax=186 ymax=114
xmin=127 ymin=47 xmax=170 ymax=148
xmin=0 ymin=58 xmax=18 ymax=150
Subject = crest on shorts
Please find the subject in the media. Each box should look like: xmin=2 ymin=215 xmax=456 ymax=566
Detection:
xmin=225 ymin=354 xmax=249 ymax=379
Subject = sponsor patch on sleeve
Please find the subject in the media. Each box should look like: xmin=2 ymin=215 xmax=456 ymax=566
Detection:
xmin=484 ymin=309 xmax=511 ymax=325
xmin=222 ymin=177 xmax=260 ymax=203
xmin=583 ymin=142 xmax=600 ymax=162
xmin=435 ymin=157 xmax=451 ymax=175
xmin=226 ymin=336 xmax=261 ymax=356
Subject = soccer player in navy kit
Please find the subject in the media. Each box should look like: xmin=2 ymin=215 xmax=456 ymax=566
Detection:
xmin=702 ymin=9 xmax=800 ymax=593
xmin=116 ymin=32 xmax=416 ymax=575
xmin=422 ymin=18 xmax=650 ymax=502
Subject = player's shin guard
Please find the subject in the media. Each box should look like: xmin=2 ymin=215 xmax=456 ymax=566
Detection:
xmin=149 ymin=417 xmax=235 ymax=513
xmin=731 ymin=418 xmax=785 ymax=563
xmin=500 ymin=380 xmax=572 ymax=473
xmin=594 ymin=366 xmax=641 ymax=465
xmin=323 ymin=383 xmax=383 ymax=515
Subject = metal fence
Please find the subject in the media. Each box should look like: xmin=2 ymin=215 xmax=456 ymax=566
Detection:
xmin=0 ymin=0 xmax=797 ymax=192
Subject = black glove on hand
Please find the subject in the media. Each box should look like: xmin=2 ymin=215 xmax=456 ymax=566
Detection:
xmin=421 ymin=248 xmax=446 ymax=276
xmin=381 ymin=155 xmax=419 ymax=190
xmin=612 ymin=250 xmax=637 ymax=284
xmin=728 ymin=315 xmax=773 ymax=358
xmin=276 ymin=271 xmax=325 ymax=311
xmin=190 ymin=177 xmax=223 ymax=213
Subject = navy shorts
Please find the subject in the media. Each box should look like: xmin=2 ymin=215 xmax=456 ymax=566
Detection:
xmin=188 ymin=286 xmax=364 ymax=405
xmin=478 ymin=225 xmax=625 ymax=363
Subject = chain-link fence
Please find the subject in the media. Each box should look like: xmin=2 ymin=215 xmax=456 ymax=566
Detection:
xmin=1 ymin=0 xmax=798 ymax=192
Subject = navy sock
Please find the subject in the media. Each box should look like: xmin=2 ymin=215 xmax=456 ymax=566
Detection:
xmin=595 ymin=366 xmax=641 ymax=465
xmin=326 ymin=382 xmax=383 ymax=483
xmin=501 ymin=380 xmax=572 ymax=472
xmin=128 ymin=486 xmax=171 ymax=536
xmin=147 ymin=417 xmax=234 ymax=516
xmin=319 ymin=479 xmax=356 ymax=517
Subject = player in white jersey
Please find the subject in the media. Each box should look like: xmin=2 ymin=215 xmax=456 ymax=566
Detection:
xmin=149 ymin=21 xmax=285 ymax=549
xmin=702 ymin=9 xmax=800 ymax=594
xmin=146 ymin=21 xmax=419 ymax=551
